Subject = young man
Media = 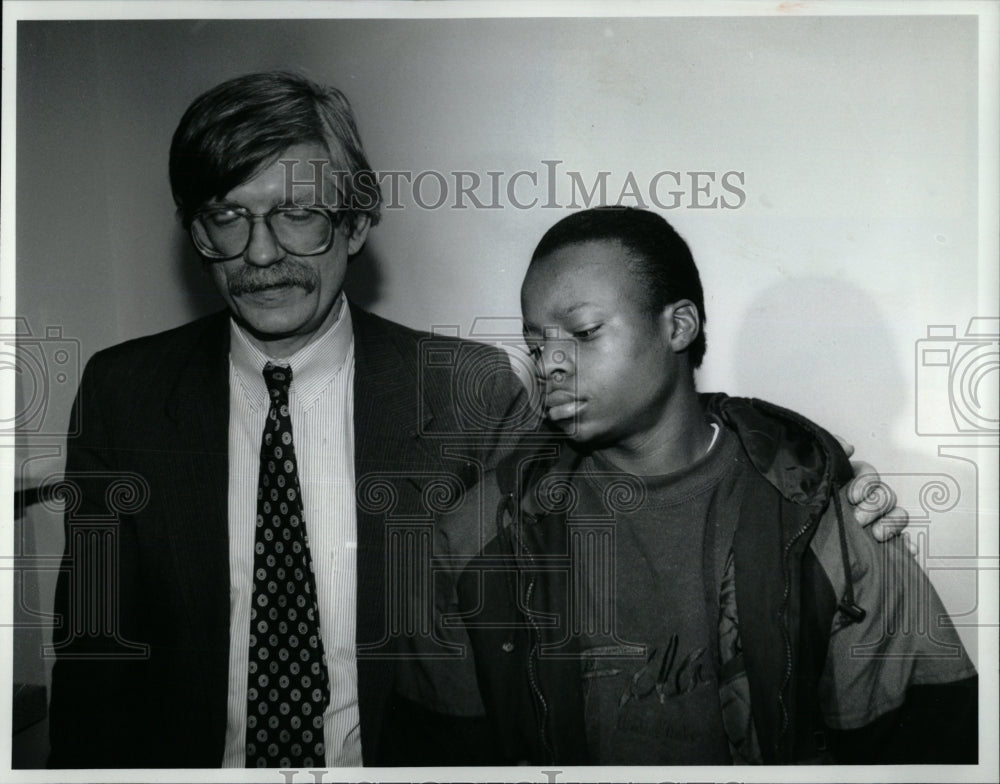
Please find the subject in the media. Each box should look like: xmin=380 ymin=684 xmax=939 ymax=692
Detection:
xmin=459 ymin=207 xmax=978 ymax=765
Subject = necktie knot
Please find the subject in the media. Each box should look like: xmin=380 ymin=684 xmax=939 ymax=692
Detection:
xmin=263 ymin=362 xmax=292 ymax=402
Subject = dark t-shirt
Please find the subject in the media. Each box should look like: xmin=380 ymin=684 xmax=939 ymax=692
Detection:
xmin=574 ymin=421 xmax=751 ymax=764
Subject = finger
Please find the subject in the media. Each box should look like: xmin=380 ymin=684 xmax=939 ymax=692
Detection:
xmin=833 ymin=433 xmax=855 ymax=459
xmin=869 ymin=507 xmax=910 ymax=542
xmin=847 ymin=461 xmax=883 ymax=509
xmin=850 ymin=479 xmax=899 ymax=528
xmin=854 ymin=490 xmax=899 ymax=527
xmin=883 ymin=529 xmax=919 ymax=557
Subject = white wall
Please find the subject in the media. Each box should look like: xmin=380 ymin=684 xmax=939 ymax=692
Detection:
xmin=9 ymin=12 xmax=996 ymax=700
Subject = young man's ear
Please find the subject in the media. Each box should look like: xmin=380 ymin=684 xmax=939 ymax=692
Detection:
xmin=346 ymin=213 xmax=372 ymax=256
xmin=660 ymin=299 xmax=701 ymax=353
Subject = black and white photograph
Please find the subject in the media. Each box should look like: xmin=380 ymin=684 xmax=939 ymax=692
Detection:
xmin=2 ymin=1 xmax=997 ymax=782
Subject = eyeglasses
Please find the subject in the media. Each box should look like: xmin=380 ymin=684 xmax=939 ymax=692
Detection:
xmin=189 ymin=205 xmax=346 ymax=260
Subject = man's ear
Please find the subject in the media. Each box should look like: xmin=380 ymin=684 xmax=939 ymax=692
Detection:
xmin=346 ymin=213 xmax=372 ymax=255
xmin=661 ymin=299 xmax=701 ymax=353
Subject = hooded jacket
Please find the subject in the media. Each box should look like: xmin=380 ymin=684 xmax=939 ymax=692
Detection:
xmin=458 ymin=393 xmax=978 ymax=765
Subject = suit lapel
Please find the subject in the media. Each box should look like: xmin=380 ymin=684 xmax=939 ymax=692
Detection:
xmin=350 ymin=304 xmax=444 ymax=761
xmin=162 ymin=313 xmax=232 ymax=670
xmin=351 ymin=303 xmax=441 ymax=634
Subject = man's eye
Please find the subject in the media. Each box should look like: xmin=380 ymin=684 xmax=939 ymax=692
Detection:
xmin=206 ymin=209 xmax=242 ymax=227
xmin=276 ymin=208 xmax=319 ymax=224
xmin=573 ymin=325 xmax=601 ymax=339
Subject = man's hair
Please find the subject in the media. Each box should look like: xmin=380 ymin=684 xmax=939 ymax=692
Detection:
xmin=169 ymin=71 xmax=382 ymax=228
xmin=530 ymin=206 xmax=707 ymax=368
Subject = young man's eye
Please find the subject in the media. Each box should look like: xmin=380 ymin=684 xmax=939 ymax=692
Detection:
xmin=573 ymin=325 xmax=601 ymax=340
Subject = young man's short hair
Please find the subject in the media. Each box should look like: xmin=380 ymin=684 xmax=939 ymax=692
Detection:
xmin=530 ymin=206 xmax=707 ymax=368
xmin=169 ymin=70 xmax=382 ymax=228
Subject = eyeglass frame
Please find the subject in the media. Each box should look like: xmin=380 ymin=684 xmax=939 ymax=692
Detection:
xmin=187 ymin=203 xmax=350 ymax=261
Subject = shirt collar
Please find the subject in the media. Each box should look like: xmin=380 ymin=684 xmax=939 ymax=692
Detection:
xmin=229 ymin=294 xmax=354 ymax=407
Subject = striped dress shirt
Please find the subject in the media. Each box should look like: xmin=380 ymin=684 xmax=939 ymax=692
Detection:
xmin=222 ymin=297 xmax=362 ymax=767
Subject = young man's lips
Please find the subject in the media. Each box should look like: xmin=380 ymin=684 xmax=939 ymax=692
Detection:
xmin=545 ymin=391 xmax=583 ymax=420
xmin=545 ymin=390 xmax=576 ymax=406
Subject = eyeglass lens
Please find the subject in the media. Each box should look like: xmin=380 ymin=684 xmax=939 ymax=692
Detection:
xmin=192 ymin=208 xmax=335 ymax=258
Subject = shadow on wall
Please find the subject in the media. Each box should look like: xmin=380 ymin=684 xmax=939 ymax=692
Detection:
xmin=730 ymin=276 xmax=906 ymax=451
xmin=730 ymin=276 xmax=981 ymax=653
xmin=171 ymin=228 xmax=387 ymax=318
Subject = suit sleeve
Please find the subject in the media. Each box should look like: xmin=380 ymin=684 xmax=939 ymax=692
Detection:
xmin=808 ymin=488 xmax=979 ymax=763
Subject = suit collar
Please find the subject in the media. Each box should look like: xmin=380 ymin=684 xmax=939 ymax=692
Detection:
xmin=350 ymin=302 xmax=434 ymax=439
xmin=164 ymin=310 xmax=231 ymax=428
xmin=161 ymin=304 xmax=439 ymax=443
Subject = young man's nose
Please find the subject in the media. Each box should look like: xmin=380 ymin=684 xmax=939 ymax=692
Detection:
xmin=243 ymin=219 xmax=286 ymax=267
xmin=536 ymin=342 xmax=573 ymax=385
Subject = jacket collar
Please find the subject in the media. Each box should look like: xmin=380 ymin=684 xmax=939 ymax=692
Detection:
xmin=704 ymin=392 xmax=852 ymax=516
xmin=501 ymin=393 xmax=851 ymax=535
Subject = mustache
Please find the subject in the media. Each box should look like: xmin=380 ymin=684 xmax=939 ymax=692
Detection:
xmin=227 ymin=261 xmax=319 ymax=296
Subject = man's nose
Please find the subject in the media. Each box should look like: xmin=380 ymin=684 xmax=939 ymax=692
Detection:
xmin=536 ymin=341 xmax=573 ymax=386
xmin=243 ymin=218 xmax=285 ymax=267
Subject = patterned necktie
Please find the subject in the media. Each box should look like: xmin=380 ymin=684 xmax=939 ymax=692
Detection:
xmin=246 ymin=363 xmax=330 ymax=768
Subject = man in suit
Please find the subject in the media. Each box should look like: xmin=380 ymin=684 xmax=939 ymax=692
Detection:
xmin=46 ymin=71 xmax=530 ymax=768
xmin=47 ymin=71 xmax=904 ymax=769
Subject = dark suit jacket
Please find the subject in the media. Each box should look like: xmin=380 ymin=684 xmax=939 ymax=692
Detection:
xmin=47 ymin=304 xmax=528 ymax=768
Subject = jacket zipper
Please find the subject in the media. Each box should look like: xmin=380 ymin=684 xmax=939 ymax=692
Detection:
xmin=776 ymin=510 xmax=819 ymax=758
xmin=524 ymin=577 xmax=554 ymax=762
xmin=511 ymin=516 xmax=555 ymax=763
xmin=769 ymin=404 xmax=841 ymax=761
